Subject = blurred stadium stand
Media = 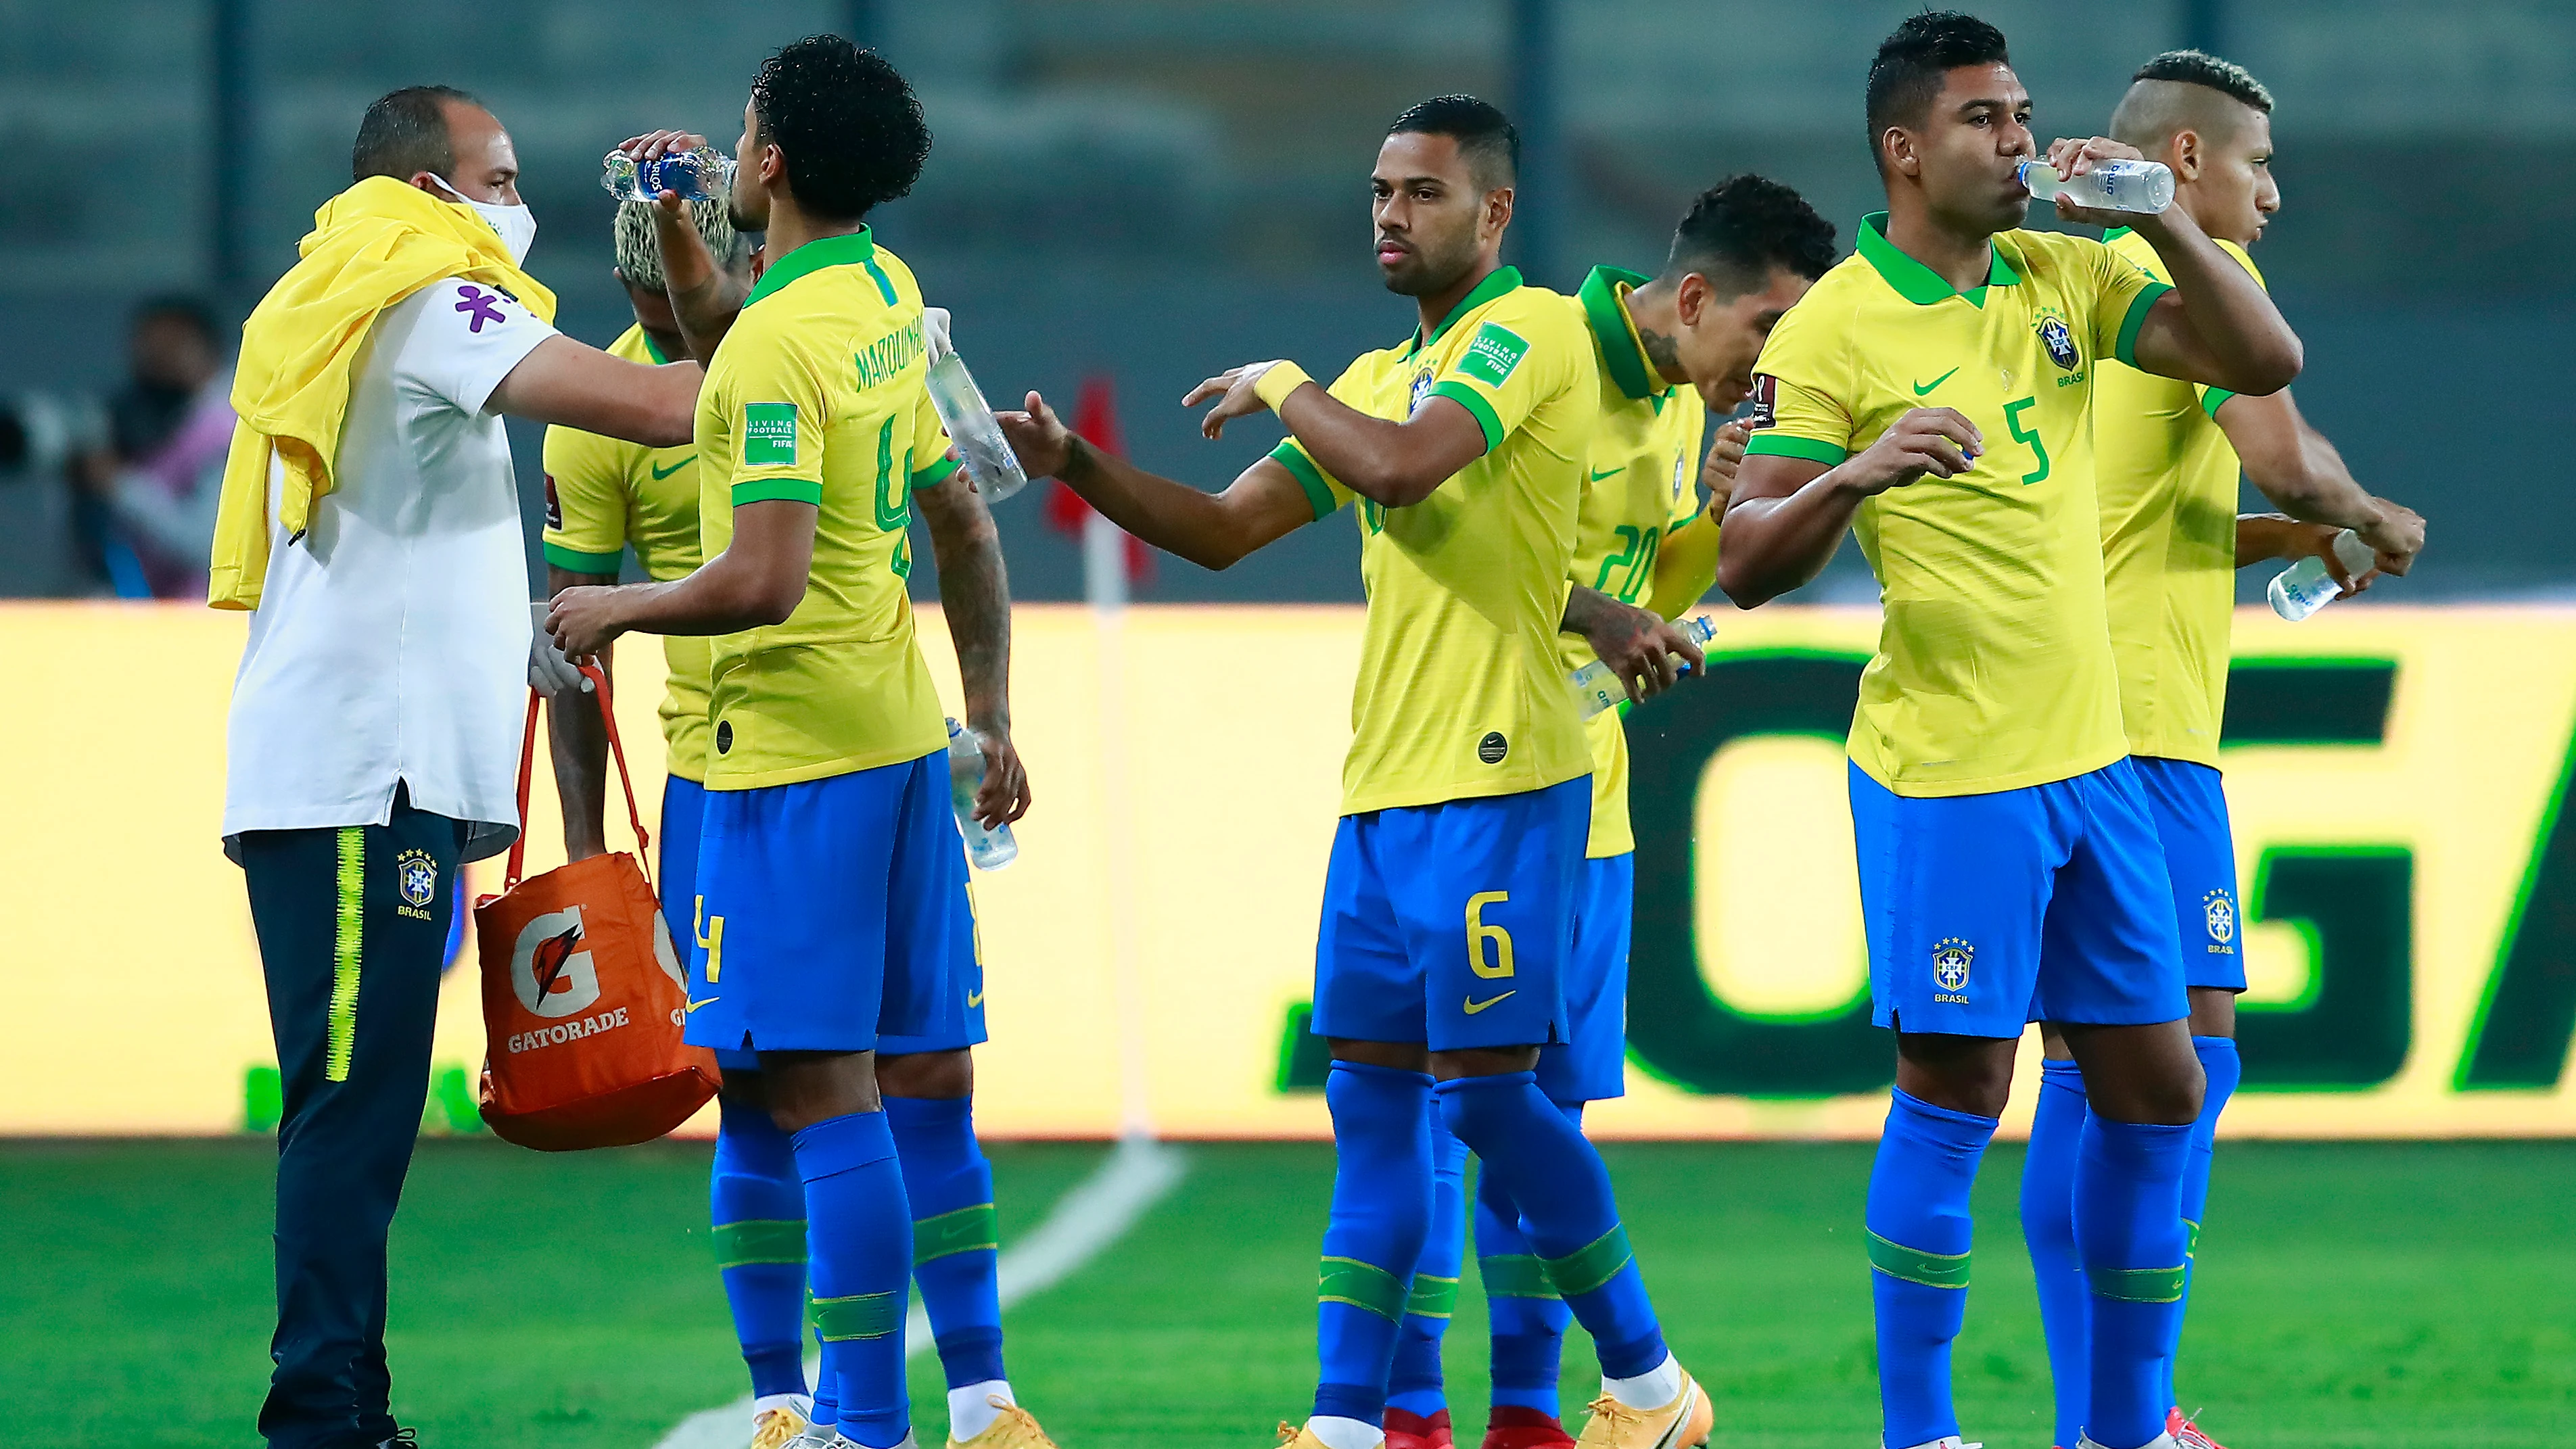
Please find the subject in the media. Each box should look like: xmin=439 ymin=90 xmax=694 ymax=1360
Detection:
xmin=1 ymin=0 xmax=2565 ymax=600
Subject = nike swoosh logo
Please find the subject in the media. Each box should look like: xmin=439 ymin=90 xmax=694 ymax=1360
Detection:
xmin=1463 ymin=991 xmax=1517 ymax=1015
xmin=1588 ymin=467 xmax=1622 ymax=482
xmin=684 ymin=996 xmax=720 ymax=1014
xmin=649 ymin=457 xmax=694 ymax=479
xmin=966 ymin=990 xmax=985 ymax=1007
xmin=1912 ymin=367 xmax=1961 ymax=396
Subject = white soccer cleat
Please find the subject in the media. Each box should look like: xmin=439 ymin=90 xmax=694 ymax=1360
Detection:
xmin=2076 ymin=1435 xmax=2176 ymax=1449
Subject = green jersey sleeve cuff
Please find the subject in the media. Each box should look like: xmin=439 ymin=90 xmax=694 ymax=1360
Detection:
xmin=910 ymin=454 xmax=962 ymax=491
xmin=1269 ymin=441 xmax=1340 ymax=522
xmin=2199 ymin=387 xmax=2237 ymax=419
xmin=1426 ymin=379 xmax=1503 ymax=453
xmin=2114 ymin=281 xmax=2173 ymax=369
xmin=732 ymin=477 xmax=825 ymax=506
xmin=1743 ymin=433 xmax=1849 ymax=466
xmin=542 ymin=542 xmax=624 ymax=575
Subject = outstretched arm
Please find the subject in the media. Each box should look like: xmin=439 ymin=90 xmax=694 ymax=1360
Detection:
xmin=488 ymin=337 xmax=701 ymax=447
xmin=1718 ymin=408 xmax=1984 ymax=608
xmin=545 ymin=499 xmax=816 ymax=657
xmin=1183 ymin=362 xmax=1486 ymax=508
xmin=618 ymin=130 xmax=753 ymax=364
xmin=2216 ymin=389 xmax=2423 ymax=573
xmin=914 ymin=473 xmax=1030 ymax=828
xmin=996 ymin=390 xmax=1317 ymax=571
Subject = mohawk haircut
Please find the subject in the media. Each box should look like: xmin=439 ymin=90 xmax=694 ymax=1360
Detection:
xmin=750 ymin=34 xmax=931 ymax=223
xmin=1864 ymin=11 xmax=2011 ymax=173
xmin=2133 ymin=49 xmax=2274 ymax=114
xmin=612 ymin=199 xmax=749 ymax=293
xmin=2112 ymin=49 xmax=2276 ymax=153
xmin=1388 ymin=95 xmax=1520 ymax=192
xmin=1664 ymin=175 xmax=1837 ymax=295
xmin=352 ymin=85 xmax=480 ymax=183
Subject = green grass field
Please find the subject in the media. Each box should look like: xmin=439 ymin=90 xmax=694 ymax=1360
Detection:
xmin=7 ymin=1138 xmax=2571 ymax=1449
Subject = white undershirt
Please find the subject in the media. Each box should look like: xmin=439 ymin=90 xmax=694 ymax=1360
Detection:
xmin=224 ymin=277 xmax=557 ymax=861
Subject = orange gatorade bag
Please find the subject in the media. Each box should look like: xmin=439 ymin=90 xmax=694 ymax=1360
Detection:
xmin=474 ymin=664 xmax=718 ymax=1149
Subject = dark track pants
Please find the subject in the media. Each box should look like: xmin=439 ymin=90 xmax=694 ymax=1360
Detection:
xmin=239 ymin=792 xmax=465 ymax=1449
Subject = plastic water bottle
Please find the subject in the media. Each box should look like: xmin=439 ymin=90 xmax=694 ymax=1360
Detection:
xmin=2267 ymin=529 xmax=2379 ymax=621
xmin=2018 ymin=157 xmax=2174 ymax=214
xmin=601 ymin=146 xmax=735 ymax=202
xmin=946 ymin=719 xmax=1018 ymax=870
xmin=1571 ymin=616 xmax=1718 ymax=719
xmin=924 ymin=351 xmax=1031 ymax=504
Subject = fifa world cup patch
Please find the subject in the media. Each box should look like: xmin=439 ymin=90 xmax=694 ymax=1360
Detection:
xmin=542 ymin=474 xmax=563 ymax=530
xmin=1455 ymin=322 xmax=1529 ymax=387
xmin=743 ymin=402 xmax=799 ymax=465
xmin=2203 ymin=889 xmax=2238 ymax=954
xmin=1931 ymin=936 xmax=1973 ymax=1001
xmin=396 ymin=849 xmax=439 ymax=922
xmin=1748 ymin=374 xmax=1778 ymax=429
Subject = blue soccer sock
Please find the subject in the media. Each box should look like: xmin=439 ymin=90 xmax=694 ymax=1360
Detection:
xmin=1313 ymin=1061 xmax=1437 ymax=1428
xmin=711 ymin=1096 xmax=813 ymax=1401
xmin=1477 ymin=1100 xmax=1583 ymax=1415
xmin=885 ymin=1094 xmax=1008 ymax=1394
xmin=1436 ymin=1073 xmax=1666 ymax=1383
xmin=2166 ymin=1035 xmax=2241 ymax=1412
xmin=2021 ymin=1061 xmax=2090 ymax=1448
xmin=1388 ymin=1107 xmax=1467 ymax=1417
xmin=1866 ymin=1088 xmax=1997 ymax=1449
xmin=795 ymin=1110 xmax=914 ymax=1449
xmin=2075 ymin=1112 xmax=2193 ymax=1449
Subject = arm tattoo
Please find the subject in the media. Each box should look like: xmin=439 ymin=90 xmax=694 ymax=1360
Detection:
xmin=929 ymin=492 xmax=1013 ymax=726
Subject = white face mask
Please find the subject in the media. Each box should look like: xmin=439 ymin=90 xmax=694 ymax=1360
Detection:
xmin=430 ymin=174 xmax=538 ymax=266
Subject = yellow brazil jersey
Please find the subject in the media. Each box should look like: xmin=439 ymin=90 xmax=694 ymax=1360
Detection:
xmin=2094 ymin=227 xmax=2265 ymax=769
xmin=695 ymin=229 xmax=960 ymax=791
xmin=1564 ymin=264 xmax=1708 ymax=857
xmin=1745 ymin=212 xmax=2169 ymax=797
xmin=541 ymin=324 xmax=717 ymax=781
xmin=1268 ymin=265 xmax=1599 ymax=815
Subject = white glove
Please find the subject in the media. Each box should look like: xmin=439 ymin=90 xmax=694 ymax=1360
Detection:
xmin=529 ymin=600 xmax=594 ymax=698
xmin=923 ymin=305 xmax=954 ymax=363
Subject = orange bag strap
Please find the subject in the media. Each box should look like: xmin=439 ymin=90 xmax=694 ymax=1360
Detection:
xmin=502 ymin=663 xmax=655 ymax=894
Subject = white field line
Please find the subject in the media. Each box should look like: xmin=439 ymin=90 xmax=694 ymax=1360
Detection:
xmin=652 ymin=1135 xmax=1188 ymax=1449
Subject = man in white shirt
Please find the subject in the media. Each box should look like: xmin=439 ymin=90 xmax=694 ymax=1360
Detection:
xmin=223 ymin=85 xmax=705 ymax=1449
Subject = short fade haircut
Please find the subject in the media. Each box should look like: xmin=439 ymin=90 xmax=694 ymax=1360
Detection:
xmin=1864 ymin=11 xmax=2011 ymax=172
xmin=612 ymin=199 xmax=749 ymax=292
xmin=1388 ymin=95 xmax=1520 ymax=191
xmin=352 ymin=85 xmax=480 ymax=183
xmin=2112 ymin=50 xmax=2275 ymax=152
xmin=1665 ymin=175 xmax=1838 ymax=295
xmin=749 ymin=35 xmax=931 ymax=224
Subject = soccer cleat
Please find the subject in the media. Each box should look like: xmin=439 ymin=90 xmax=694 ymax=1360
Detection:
xmin=950 ymin=1396 xmax=1061 ymax=1449
xmin=1571 ymin=1367 xmax=1711 ymax=1449
xmin=1480 ymin=1405 xmax=1574 ymax=1449
xmin=2076 ymin=1435 xmax=2176 ymax=1449
xmin=751 ymin=1400 xmax=813 ymax=1449
xmin=1384 ymin=1408 xmax=1453 ymax=1449
xmin=2166 ymin=1408 xmax=2228 ymax=1449
xmin=1278 ymin=1421 xmax=1354 ymax=1449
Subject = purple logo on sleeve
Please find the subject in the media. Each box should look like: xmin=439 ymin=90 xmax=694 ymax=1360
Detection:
xmin=454 ymin=285 xmax=507 ymax=333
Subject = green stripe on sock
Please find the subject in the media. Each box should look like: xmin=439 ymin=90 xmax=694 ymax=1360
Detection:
xmin=813 ymin=1289 xmax=902 ymax=1341
xmin=1866 ymin=1229 xmax=1970 ymax=1289
xmin=1405 ymin=1273 xmax=1460 ymax=1320
xmin=1478 ymin=1254 xmax=1560 ymax=1300
xmin=2090 ymin=1263 xmax=2188 ymax=1304
xmin=914 ymin=1203 xmax=1000 ymax=1264
xmin=712 ymin=1218 xmax=807 ymax=1268
xmin=327 ymin=828 xmax=364 ymax=1083
xmin=1543 ymin=1224 xmax=1635 ymax=1298
xmin=1318 ymin=1255 xmax=1409 ymax=1321
xmin=2183 ymin=1218 xmax=2201 ymax=1262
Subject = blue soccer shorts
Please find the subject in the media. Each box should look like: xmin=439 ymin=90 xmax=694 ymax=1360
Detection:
xmin=2132 ymin=755 xmax=2247 ymax=993
xmin=1535 ymin=850 xmax=1631 ymax=1103
xmin=1849 ymin=757 xmax=2186 ymax=1037
xmin=1311 ymin=775 xmax=1589 ymax=1053
xmin=684 ymin=749 xmax=968 ymax=1057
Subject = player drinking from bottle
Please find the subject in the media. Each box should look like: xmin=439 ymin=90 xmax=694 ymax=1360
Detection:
xmin=2017 ymin=48 xmax=2426 ymax=1449
xmin=1718 ymin=13 xmax=2304 ymax=1449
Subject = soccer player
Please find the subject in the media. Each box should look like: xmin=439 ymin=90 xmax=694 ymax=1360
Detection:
xmin=2019 ymin=50 xmax=2426 ymax=1449
xmin=1717 ymin=13 xmax=2305 ymax=1449
xmin=546 ymin=37 xmax=1033 ymax=1449
xmin=996 ymin=95 xmax=1709 ymax=1449
xmin=1383 ymin=174 xmax=1838 ymax=1449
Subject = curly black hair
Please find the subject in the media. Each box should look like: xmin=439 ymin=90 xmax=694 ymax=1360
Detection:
xmin=749 ymin=35 xmax=930 ymax=223
xmin=1664 ymin=176 xmax=1837 ymax=293
xmin=1864 ymin=11 xmax=2011 ymax=170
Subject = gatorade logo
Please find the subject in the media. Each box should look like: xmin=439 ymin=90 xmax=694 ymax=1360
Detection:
xmin=511 ymin=907 xmax=603 ymax=1020
xmin=1477 ymin=732 xmax=1509 ymax=765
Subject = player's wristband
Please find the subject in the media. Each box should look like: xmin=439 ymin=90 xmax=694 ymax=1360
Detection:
xmin=1254 ymin=361 xmax=1313 ymax=412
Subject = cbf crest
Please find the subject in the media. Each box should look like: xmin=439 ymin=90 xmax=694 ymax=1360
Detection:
xmin=396 ymin=849 xmax=439 ymax=922
xmin=1931 ymin=936 xmax=1973 ymax=999
xmin=2202 ymin=888 xmax=2238 ymax=954
xmin=2036 ymin=311 xmax=2080 ymax=371
xmin=1408 ymin=365 xmax=1438 ymax=415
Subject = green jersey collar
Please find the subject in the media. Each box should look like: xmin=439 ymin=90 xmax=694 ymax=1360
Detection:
xmin=1577 ymin=264 xmax=1666 ymax=402
xmin=2102 ymin=225 xmax=2135 ymax=241
xmin=1409 ymin=264 xmax=1524 ymax=356
xmin=744 ymin=227 xmax=876 ymax=308
xmin=1856 ymin=212 xmax=2021 ymax=308
xmin=639 ymin=329 xmax=670 ymax=366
